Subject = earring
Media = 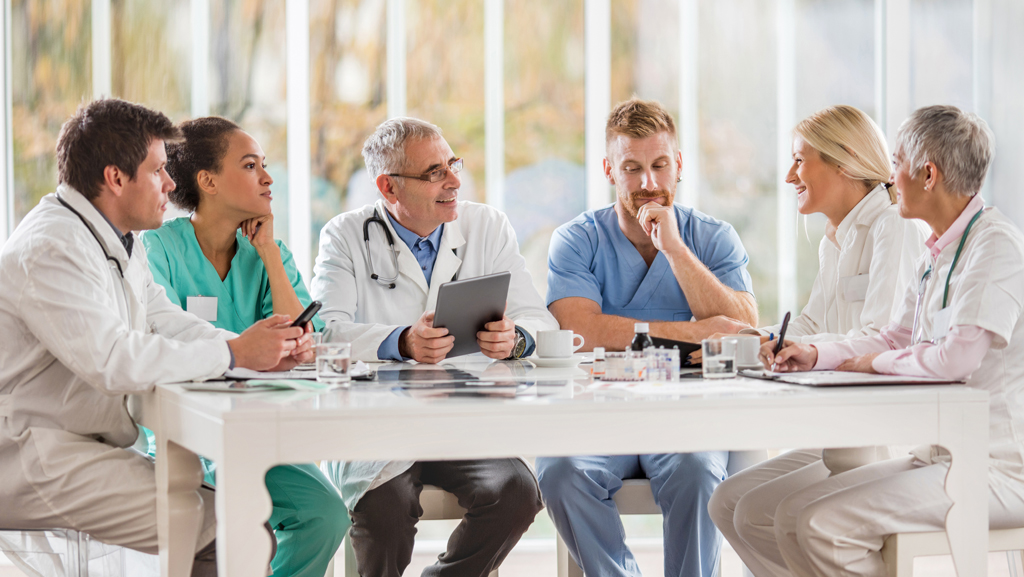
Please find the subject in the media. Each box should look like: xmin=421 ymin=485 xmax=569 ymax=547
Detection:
xmin=924 ymin=185 xmax=930 ymax=191
xmin=676 ymin=175 xmax=683 ymax=183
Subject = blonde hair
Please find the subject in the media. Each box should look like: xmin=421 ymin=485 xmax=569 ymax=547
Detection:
xmin=605 ymin=98 xmax=677 ymax=145
xmin=794 ymin=105 xmax=894 ymax=202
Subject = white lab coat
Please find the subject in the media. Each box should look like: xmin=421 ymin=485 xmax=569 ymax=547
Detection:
xmin=311 ymin=199 xmax=558 ymax=509
xmin=770 ymin=205 xmax=1024 ymax=577
xmin=0 ymin=185 xmax=229 ymax=553
xmin=759 ymin=186 xmax=928 ymax=343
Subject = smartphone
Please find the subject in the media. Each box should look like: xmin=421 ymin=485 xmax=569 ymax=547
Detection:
xmin=290 ymin=300 xmax=322 ymax=328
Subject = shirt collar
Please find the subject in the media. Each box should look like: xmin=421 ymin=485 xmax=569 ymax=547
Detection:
xmin=95 ymin=205 xmax=134 ymax=257
xmin=833 ymin=185 xmax=890 ymax=247
xmin=925 ymin=193 xmax=985 ymax=259
xmin=385 ymin=209 xmax=443 ymax=253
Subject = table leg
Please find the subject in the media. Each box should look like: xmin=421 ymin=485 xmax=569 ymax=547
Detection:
xmin=215 ymin=432 xmax=275 ymax=576
xmin=156 ymin=437 xmax=205 ymax=577
xmin=940 ymin=398 xmax=989 ymax=576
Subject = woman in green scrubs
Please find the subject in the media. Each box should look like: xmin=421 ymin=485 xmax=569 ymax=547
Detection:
xmin=142 ymin=117 xmax=348 ymax=577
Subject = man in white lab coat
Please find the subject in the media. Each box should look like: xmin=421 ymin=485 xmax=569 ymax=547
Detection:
xmin=0 ymin=99 xmax=308 ymax=575
xmin=312 ymin=117 xmax=555 ymax=577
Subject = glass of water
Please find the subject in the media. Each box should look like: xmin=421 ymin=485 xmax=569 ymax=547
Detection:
xmin=316 ymin=340 xmax=352 ymax=385
xmin=701 ymin=338 xmax=736 ymax=379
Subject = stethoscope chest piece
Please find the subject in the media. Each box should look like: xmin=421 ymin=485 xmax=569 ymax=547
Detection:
xmin=363 ymin=209 xmax=400 ymax=289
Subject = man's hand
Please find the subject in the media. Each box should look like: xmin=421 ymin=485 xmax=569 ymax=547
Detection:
xmin=637 ymin=201 xmax=685 ymax=256
xmin=836 ymin=353 xmax=880 ymax=374
xmin=228 ymin=314 xmax=303 ymax=371
xmin=477 ymin=315 xmax=517 ymax=360
xmin=761 ymin=341 xmax=816 ymax=372
xmin=399 ymin=311 xmax=454 ymax=364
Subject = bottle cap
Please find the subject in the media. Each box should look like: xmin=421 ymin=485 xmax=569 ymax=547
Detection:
xmin=593 ymin=346 xmax=605 ymax=358
xmin=634 ymin=322 xmax=649 ymax=333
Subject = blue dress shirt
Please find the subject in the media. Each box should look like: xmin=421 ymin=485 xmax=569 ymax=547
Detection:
xmin=377 ymin=211 xmax=535 ymax=360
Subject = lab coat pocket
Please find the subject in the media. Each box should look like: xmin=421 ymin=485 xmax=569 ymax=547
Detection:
xmin=840 ymin=273 xmax=870 ymax=302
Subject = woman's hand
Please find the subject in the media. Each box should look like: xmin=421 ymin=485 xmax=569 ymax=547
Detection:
xmin=760 ymin=341 xmax=816 ymax=372
xmin=836 ymin=353 xmax=880 ymax=374
xmin=241 ymin=214 xmax=278 ymax=257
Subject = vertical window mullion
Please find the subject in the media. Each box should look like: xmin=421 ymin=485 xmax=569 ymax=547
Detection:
xmin=485 ymin=0 xmax=504 ymax=210
xmin=884 ymin=0 xmax=911 ymax=142
xmin=584 ymin=0 xmax=610 ymax=211
xmin=92 ymin=0 xmax=111 ymax=99
xmin=679 ymin=0 xmax=699 ymax=211
xmin=191 ymin=0 xmax=210 ymax=118
xmin=777 ymin=0 xmax=797 ymax=321
xmin=1 ymin=0 xmax=11 ymax=242
xmin=287 ymin=0 xmax=311 ymax=278
xmin=386 ymin=0 xmax=406 ymax=119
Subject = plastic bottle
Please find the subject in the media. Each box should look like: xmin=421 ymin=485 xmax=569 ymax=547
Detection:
xmin=592 ymin=347 xmax=606 ymax=380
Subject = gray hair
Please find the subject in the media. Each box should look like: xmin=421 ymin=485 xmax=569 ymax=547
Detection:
xmin=362 ymin=117 xmax=443 ymax=180
xmin=895 ymin=105 xmax=994 ymax=197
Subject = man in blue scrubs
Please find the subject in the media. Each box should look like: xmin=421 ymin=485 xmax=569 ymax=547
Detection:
xmin=538 ymin=99 xmax=759 ymax=577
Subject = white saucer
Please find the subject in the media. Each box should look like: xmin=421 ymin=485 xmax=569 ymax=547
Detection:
xmin=530 ymin=355 xmax=585 ymax=368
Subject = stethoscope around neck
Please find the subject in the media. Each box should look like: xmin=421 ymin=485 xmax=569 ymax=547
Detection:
xmin=363 ymin=208 xmax=400 ymax=289
xmin=56 ymin=193 xmax=133 ymax=325
xmin=910 ymin=207 xmax=985 ymax=345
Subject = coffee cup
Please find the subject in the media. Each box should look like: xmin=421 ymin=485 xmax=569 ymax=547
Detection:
xmin=536 ymin=330 xmax=585 ymax=358
xmin=722 ymin=334 xmax=760 ymax=368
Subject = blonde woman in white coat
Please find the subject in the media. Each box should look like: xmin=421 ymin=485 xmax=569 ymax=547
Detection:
xmin=708 ymin=105 xmax=926 ymax=577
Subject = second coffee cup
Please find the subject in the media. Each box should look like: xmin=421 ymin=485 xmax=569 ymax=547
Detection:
xmin=536 ymin=330 xmax=585 ymax=358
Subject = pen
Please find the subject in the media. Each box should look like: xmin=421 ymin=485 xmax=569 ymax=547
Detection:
xmin=771 ymin=311 xmax=791 ymax=372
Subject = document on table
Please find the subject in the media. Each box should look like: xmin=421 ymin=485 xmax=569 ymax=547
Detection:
xmin=739 ymin=369 xmax=965 ymax=387
xmin=221 ymin=361 xmax=372 ymax=381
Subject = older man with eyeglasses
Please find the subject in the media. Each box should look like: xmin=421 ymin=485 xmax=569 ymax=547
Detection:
xmin=311 ymin=117 xmax=556 ymax=577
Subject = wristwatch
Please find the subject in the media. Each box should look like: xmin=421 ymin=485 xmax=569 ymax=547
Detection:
xmin=505 ymin=328 xmax=528 ymax=360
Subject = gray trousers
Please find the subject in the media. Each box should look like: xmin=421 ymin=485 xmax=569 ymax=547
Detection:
xmin=348 ymin=459 xmax=542 ymax=577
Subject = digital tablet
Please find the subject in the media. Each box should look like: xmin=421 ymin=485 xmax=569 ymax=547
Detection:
xmin=650 ymin=336 xmax=702 ymax=366
xmin=432 ymin=271 xmax=511 ymax=358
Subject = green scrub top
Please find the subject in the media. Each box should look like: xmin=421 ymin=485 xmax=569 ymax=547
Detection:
xmin=142 ymin=217 xmax=324 ymax=333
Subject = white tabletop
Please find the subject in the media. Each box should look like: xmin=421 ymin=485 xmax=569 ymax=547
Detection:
xmin=137 ymin=354 xmax=990 ymax=576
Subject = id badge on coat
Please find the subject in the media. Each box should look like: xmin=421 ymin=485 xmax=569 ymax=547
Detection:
xmin=931 ymin=307 xmax=953 ymax=342
xmin=186 ymin=296 xmax=218 ymax=322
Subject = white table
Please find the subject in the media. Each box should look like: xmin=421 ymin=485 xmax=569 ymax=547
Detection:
xmin=136 ymin=357 xmax=990 ymax=577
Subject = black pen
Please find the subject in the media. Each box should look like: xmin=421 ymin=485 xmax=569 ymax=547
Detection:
xmin=771 ymin=311 xmax=791 ymax=371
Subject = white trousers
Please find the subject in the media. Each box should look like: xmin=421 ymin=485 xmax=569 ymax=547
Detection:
xmin=708 ymin=449 xmax=826 ymax=576
xmin=0 ymin=428 xmax=216 ymax=555
xmin=713 ymin=451 xmax=1024 ymax=577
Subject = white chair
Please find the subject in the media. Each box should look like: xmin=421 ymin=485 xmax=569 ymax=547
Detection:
xmin=0 ymin=528 xmax=143 ymax=577
xmin=556 ymin=450 xmax=768 ymax=577
xmin=881 ymin=527 xmax=1024 ymax=576
xmin=334 ymin=485 xmax=499 ymax=577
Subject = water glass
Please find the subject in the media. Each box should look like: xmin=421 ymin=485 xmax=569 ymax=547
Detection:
xmin=701 ymin=338 xmax=736 ymax=379
xmin=316 ymin=341 xmax=352 ymax=385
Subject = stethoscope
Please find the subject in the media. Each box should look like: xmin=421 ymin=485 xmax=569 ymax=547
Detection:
xmin=363 ymin=209 xmax=400 ymax=289
xmin=910 ymin=207 xmax=985 ymax=345
xmin=56 ymin=193 xmax=133 ymax=325
xmin=362 ymin=207 xmax=461 ymax=290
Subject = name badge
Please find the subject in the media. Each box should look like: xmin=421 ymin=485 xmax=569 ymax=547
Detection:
xmin=186 ymin=296 xmax=218 ymax=322
xmin=840 ymin=273 xmax=870 ymax=302
xmin=931 ymin=306 xmax=953 ymax=342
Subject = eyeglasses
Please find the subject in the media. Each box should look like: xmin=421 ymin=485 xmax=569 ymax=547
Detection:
xmin=388 ymin=158 xmax=463 ymax=183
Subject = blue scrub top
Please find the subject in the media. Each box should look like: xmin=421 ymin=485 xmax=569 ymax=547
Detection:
xmin=546 ymin=204 xmax=753 ymax=321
